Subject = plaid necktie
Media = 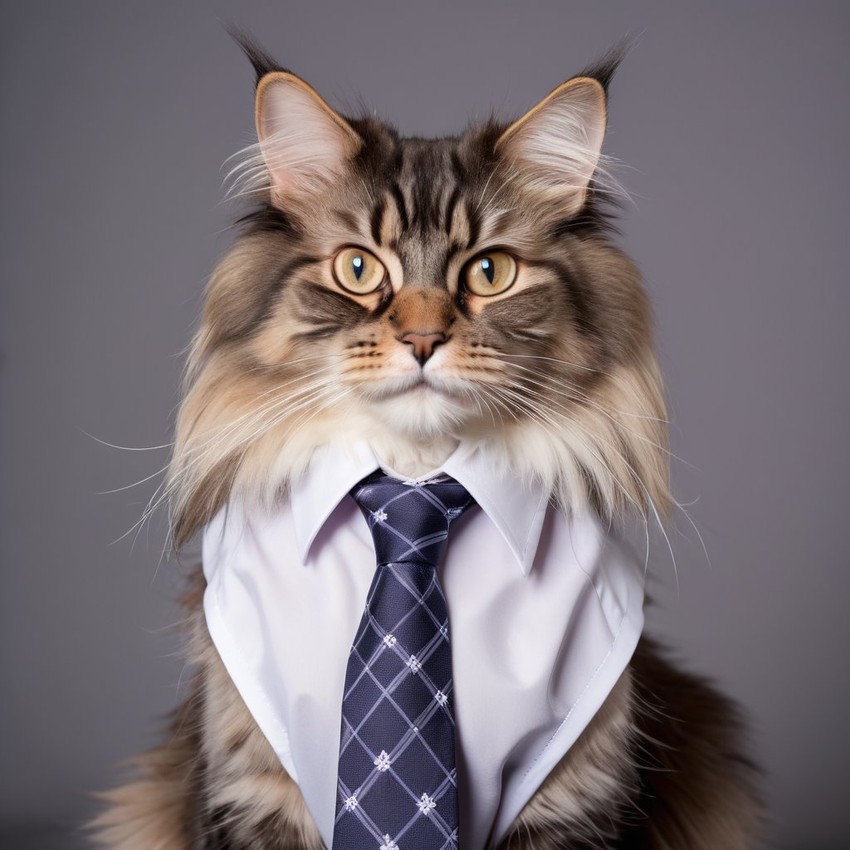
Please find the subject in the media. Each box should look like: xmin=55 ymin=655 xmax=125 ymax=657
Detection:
xmin=331 ymin=471 xmax=476 ymax=850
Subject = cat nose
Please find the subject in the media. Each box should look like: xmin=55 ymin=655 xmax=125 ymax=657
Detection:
xmin=399 ymin=331 xmax=448 ymax=366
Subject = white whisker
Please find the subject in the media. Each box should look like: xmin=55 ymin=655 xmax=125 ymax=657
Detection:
xmin=79 ymin=429 xmax=174 ymax=452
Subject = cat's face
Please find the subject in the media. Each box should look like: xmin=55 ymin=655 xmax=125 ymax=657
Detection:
xmin=244 ymin=129 xmax=610 ymax=439
xmin=169 ymin=57 xmax=669 ymax=546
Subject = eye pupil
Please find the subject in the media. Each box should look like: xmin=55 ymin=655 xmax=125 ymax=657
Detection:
xmin=352 ymin=255 xmax=364 ymax=280
xmin=463 ymin=251 xmax=516 ymax=297
xmin=480 ymin=257 xmax=494 ymax=284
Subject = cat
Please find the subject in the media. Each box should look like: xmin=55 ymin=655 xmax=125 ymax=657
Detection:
xmin=91 ymin=36 xmax=761 ymax=850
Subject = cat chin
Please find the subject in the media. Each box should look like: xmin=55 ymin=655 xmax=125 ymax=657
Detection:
xmin=368 ymin=386 xmax=470 ymax=439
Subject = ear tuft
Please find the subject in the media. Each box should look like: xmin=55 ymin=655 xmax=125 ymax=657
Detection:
xmin=576 ymin=38 xmax=632 ymax=94
xmin=226 ymin=26 xmax=288 ymax=86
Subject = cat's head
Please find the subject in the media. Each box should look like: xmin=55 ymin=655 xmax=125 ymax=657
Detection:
xmin=169 ymin=41 xmax=669 ymax=547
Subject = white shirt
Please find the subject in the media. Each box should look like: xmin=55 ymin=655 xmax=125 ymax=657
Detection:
xmin=202 ymin=439 xmax=644 ymax=850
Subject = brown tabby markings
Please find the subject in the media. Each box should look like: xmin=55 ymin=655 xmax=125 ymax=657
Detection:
xmin=92 ymin=38 xmax=761 ymax=850
xmin=169 ymin=117 xmax=667 ymax=546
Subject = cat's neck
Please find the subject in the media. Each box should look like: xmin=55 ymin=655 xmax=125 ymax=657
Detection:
xmin=368 ymin=432 xmax=460 ymax=478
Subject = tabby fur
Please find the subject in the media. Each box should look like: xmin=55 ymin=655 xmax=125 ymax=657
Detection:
xmin=92 ymin=37 xmax=761 ymax=849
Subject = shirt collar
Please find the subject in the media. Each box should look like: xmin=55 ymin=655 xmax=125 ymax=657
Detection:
xmin=290 ymin=439 xmax=550 ymax=575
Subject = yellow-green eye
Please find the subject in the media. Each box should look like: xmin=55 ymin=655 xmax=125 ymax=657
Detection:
xmin=333 ymin=247 xmax=386 ymax=294
xmin=463 ymin=251 xmax=517 ymax=297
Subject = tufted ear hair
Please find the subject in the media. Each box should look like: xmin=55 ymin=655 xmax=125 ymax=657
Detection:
xmin=495 ymin=76 xmax=608 ymax=216
xmin=253 ymin=71 xmax=362 ymax=202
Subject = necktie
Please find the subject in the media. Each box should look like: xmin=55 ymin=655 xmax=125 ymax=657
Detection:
xmin=331 ymin=471 xmax=476 ymax=850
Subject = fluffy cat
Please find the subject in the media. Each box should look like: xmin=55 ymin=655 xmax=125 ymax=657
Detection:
xmin=92 ymin=37 xmax=761 ymax=850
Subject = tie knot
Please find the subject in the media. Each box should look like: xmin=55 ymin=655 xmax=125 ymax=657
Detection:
xmin=350 ymin=471 xmax=475 ymax=567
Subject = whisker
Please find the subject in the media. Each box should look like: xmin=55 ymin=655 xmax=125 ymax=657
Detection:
xmin=97 ymin=464 xmax=170 ymax=495
xmin=482 ymin=381 xmax=645 ymax=517
xmin=499 ymin=361 xmax=678 ymax=462
xmin=122 ymin=367 xmax=344 ymax=545
xmin=79 ymin=429 xmax=174 ymax=452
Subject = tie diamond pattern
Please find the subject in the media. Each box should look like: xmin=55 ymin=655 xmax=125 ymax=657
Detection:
xmin=332 ymin=471 xmax=475 ymax=850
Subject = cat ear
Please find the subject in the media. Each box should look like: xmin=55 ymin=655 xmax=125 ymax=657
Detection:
xmin=495 ymin=77 xmax=607 ymax=215
xmin=254 ymin=72 xmax=361 ymax=200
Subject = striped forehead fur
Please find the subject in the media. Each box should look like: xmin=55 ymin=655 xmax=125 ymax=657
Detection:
xmin=168 ymin=52 xmax=669 ymax=549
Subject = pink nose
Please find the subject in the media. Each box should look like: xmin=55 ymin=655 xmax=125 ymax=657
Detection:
xmin=399 ymin=331 xmax=448 ymax=365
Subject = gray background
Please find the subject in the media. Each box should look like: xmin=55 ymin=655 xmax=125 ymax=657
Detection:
xmin=2 ymin=1 xmax=848 ymax=848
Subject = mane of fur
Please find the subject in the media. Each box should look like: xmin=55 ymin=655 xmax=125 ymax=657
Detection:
xmin=167 ymin=49 xmax=670 ymax=549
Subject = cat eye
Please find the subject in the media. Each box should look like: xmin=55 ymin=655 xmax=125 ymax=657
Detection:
xmin=462 ymin=251 xmax=517 ymax=297
xmin=333 ymin=247 xmax=387 ymax=295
